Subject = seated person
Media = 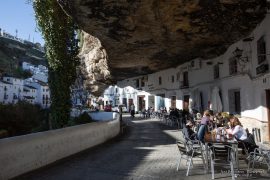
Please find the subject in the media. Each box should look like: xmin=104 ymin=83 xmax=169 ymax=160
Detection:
xmin=228 ymin=117 xmax=257 ymax=153
xmin=214 ymin=112 xmax=223 ymax=127
xmin=182 ymin=121 xmax=197 ymax=140
xmin=228 ymin=117 xmax=247 ymax=140
xmin=197 ymin=110 xmax=211 ymax=142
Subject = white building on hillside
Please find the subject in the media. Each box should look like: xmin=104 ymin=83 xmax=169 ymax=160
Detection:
xmin=22 ymin=85 xmax=37 ymax=104
xmin=30 ymin=81 xmax=50 ymax=108
xmin=32 ymin=73 xmax=48 ymax=83
xmin=1 ymin=77 xmax=24 ymax=104
xmin=115 ymin=14 xmax=270 ymax=143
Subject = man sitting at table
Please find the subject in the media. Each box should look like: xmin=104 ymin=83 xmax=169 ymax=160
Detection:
xmin=183 ymin=121 xmax=197 ymax=140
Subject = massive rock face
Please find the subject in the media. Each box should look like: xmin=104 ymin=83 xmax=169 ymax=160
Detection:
xmin=58 ymin=0 xmax=267 ymax=95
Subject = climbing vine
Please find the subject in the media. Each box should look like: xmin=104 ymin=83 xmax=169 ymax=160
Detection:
xmin=33 ymin=0 xmax=79 ymax=128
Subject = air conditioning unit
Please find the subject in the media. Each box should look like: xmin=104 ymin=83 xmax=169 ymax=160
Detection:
xmin=189 ymin=58 xmax=202 ymax=70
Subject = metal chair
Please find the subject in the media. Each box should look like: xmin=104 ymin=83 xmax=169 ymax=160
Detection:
xmin=209 ymin=144 xmax=236 ymax=180
xmin=176 ymin=140 xmax=205 ymax=176
xmin=247 ymin=147 xmax=270 ymax=176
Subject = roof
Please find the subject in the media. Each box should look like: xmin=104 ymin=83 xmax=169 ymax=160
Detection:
xmin=24 ymin=85 xmax=37 ymax=89
xmin=36 ymin=80 xmax=48 ymax=86
xmin=0 ymin=80 xmax=12 ymax=85
xmin=23 ymin=96 xmax=35 ymax=99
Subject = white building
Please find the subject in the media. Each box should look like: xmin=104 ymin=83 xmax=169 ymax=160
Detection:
xmin=0 ymin=76 xmax=50 ymax=108
xmin=30 ymin=81 xmax=50 ymax=108
xmin=0 ymin=77 xmax=24 ymax=104
xmin=22 ymin=62 xmax=32 ymax=71
xmin=22 ymin=85 xmax=38 ymax=104
xmin=32 ymin=73 xmax=48 ymax=83
xmin=115 ymin=13 xmax=270 ymax=143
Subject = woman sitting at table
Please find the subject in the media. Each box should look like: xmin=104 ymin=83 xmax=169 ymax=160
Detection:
xmin=228 ymin=117 xmax=247 ymax=140
xmin=227 ymin=117 xmax=256 ymax=154
xmin=197 ymin=110 xmax=211 ymax=143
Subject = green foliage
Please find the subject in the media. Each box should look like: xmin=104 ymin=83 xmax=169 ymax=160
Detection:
xmin=0 ymin=102 xmax=49 ymax=137
xmin=73 ymin=112 xmax=94 ymax=125
xmin=14 ymin=67 xmax=33 ymax=79
xmin=33 ymin=0 xmax=79 ymax=128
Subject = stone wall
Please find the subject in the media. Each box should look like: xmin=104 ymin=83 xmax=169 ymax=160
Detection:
xmin=0 ymin=117 xmax=120 ymax=180
xmin=240 ymin=117 xmax=269 ymax=143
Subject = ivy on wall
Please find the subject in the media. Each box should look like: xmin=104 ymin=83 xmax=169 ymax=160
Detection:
xmin=33 ymin=0 xmax=79 ymax=128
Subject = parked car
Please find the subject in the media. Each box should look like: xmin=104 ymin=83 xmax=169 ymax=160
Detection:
xmin=104 ymin=104 xmax=112 ymax=112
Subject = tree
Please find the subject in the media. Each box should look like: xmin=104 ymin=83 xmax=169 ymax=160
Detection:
xmin=33 ymin=0 xmax=79 ymax=128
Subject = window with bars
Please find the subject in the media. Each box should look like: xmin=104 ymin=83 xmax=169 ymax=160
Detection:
xmin=257 ymin=36 xmax=266 ymax=64
xmin=229 ymin=58 xmax=238 ymax=75
xmin=159 ymin=76 xmax=162 ymax=85
xmin=214 ymin=64 xmax=220 ymax=79
xmin=183 ymin=71 xmax=189 ymax=87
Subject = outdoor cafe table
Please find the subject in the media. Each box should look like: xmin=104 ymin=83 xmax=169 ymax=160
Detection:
xmin=204 ymin=133 xmax=239 ymax=172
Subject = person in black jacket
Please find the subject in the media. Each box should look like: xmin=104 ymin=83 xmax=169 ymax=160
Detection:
xmin=183 ymin=121 xmax=197 ymax=140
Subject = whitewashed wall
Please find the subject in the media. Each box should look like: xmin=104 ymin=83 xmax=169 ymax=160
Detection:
xmin=0 ymin=117 xmax=120 ymax=180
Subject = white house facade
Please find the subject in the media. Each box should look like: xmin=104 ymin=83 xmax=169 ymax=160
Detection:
xmin=30 ymin=81 xmax=50 ymax=108
xmin=113 ymin=13 xmax=270 ymax=142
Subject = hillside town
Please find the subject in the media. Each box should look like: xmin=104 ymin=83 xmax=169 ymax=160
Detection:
xmin=0 ymin=62 xmax=50 ymax=108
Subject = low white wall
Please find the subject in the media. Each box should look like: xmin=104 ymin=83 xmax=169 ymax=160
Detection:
xmin=0 ymin=118 xmax=120 ymax=180
xmin=89 ymin=112 xmax=118 ymax=121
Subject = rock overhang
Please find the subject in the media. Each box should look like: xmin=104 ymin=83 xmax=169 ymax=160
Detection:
xmin=58 ymin=0 xmax=267 ymax=95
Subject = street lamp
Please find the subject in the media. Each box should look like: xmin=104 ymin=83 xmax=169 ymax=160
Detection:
xmin=233 ymin=47 xmax=249 ymax=64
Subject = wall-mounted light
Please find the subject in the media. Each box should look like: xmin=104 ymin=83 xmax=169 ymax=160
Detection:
xmin=233 ymin=47 xmax=249 ymax=63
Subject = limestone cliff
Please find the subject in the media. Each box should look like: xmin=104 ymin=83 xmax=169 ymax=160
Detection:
xmin=58 ymin=0 xmax=267 ymax=94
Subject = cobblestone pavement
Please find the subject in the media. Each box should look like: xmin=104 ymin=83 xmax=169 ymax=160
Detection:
xmin=15 ymin=115 xmax=270 ymax=180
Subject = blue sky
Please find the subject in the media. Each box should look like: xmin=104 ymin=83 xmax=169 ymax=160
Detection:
xmin=0 ymin=0 xmax=44 ymax=45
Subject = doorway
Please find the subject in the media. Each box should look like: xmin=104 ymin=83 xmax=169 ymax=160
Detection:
xmin=183 ymin=95 xmax=190 ymax=110
xmin=138 ymin=96 xmax=145 ymax=111
xmin=171 ymin=96 xmax=176 ymax=108
xmin=266 ymin=89 xmax=270 ymax=141
xmin=128 ymin=99 xmax=133 ymax=111
xmin=228 ymin=89 xmax=241 ymax=114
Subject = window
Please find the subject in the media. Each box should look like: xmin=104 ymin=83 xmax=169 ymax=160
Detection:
xmin=228 ymin=89 xmax=241 ymax=115
xmin=183 ymin=72 xmax=189 ymax=87
xmin=141 ymin=78 xmax=145 ymax=87
xmin=229 ymin=58 xmax=238 ymax=75
xmin=214 ymin=64 xmax=219 ymax=79
xmin=136 ymin=79 xmax=139 ymax=88
xmin=176 ymin=72 xmax=180 ymax=81
xmin=257 ymin=36 xmax=266 ymax=64
xmin=171 ymin=75 xmax=175 ymax=83
xmin=158 ymin=76 xmax=162 ymax=85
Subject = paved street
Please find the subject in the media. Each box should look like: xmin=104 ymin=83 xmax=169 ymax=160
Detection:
xmin=15 ymin=115 xmax=270 ymax=180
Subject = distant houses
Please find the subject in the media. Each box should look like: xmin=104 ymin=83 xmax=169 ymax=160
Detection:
xmin=0 ymin=62 xmax=50 ymax=108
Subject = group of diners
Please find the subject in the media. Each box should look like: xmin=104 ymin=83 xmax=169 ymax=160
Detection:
xmin=183 ymin=110 xmax=258 ymax=154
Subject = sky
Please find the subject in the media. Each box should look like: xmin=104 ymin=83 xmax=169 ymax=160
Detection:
xmin=0 ymin=0 xmax=44 ymax=45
